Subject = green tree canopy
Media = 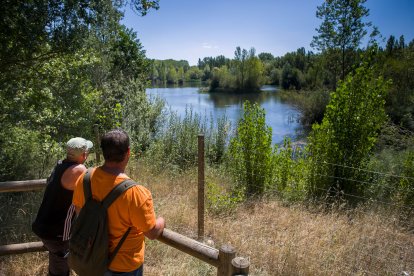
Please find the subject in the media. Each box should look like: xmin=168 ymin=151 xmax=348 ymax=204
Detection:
xmin=311 ymin=0 xmax=371 ymax=82
xmin=0 ymin=0 xmax=160 ymax=180
xmin=308 ymin=60 xmax=390 ymax=199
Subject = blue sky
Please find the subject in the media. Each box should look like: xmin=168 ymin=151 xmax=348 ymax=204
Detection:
xmin=121 ymin=0 xmax=414 ymax=66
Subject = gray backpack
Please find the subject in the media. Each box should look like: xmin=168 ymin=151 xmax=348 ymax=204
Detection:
xmin=68 ymin=169 xmax=137 ymax=276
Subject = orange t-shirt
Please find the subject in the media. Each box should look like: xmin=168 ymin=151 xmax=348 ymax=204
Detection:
xmin=72 ymin=167 xmax=156 ymax=272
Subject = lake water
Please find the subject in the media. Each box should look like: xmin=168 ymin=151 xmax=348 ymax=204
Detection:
xmin=146 ymin=85 xmax=302 ymax=144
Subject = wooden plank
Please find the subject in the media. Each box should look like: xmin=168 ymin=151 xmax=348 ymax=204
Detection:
xmin=0 ymin=242 xmax=46 ymax=256
xmin=157 ymin=228 xmax=219 ymax=267
xmin=0 ymin=179 xmax=46 ymax=193
xmin=0 ymin=229 xmax=218 ymax=264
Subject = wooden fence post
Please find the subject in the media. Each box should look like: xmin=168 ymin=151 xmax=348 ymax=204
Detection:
xmin=198 ymin=134 xmax=205 ymax=241
xmin=217 ymin=244 xmax=236 ymax=276
xmin=231 ymin=256 xmax=250 ymax=275
xmin=93 ymin=124 xmax=101 ymax=165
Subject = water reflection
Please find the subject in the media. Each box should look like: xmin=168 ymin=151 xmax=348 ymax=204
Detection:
xmin=146 ymin=85 xmax=302 ymax=144
xmin=206 ymin=91 xmax=274 ymax=107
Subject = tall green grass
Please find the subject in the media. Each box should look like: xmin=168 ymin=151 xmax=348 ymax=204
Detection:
xmin=142 ymin=107 xmax=231 ymax=173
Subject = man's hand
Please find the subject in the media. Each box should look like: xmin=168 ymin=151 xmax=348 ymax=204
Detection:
xmin=144 ymin=217 xmax=165 ymax=240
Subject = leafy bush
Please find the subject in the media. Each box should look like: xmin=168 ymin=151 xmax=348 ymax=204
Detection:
xmin=396 ymin=150 xmax=414 ymax=208
xmin=365 ymin=149 xmax=406 ymax=203
xmin=270 ymin=139 xmax=308 ymax=201
xmin=122 ymin=79 xmax=165 ymax=153
xmin=365 ymin=148 xmax=414 ymax=225
xmin=227 ymin=101 xmax=273 ymax=197
xmin=307 ymin=61 xmax=390 ymax=200
xmin=279 ymin=89 xmax=331 ymax=128
xmin=206 ymin=180 xmax=244 ymax=215
xmin=0 ymin=127 xmax=63 ymax=181
xmin=281 ymin=63 xmax=304 ymax=90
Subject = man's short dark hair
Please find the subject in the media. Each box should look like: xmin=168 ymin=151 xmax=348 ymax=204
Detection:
xmin=100 ymin=129 xmax=130 ymax=163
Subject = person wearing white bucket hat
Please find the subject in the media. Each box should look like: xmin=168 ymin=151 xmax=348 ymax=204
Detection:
xmin=32 ymin=137 xmax=93 ymax=276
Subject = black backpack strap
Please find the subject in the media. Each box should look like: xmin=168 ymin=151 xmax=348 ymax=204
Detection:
xmin=102 ymin=179 xmax=137 ymax=266
xmin=102 ymin=179 xmax=137 ymax=209
xmin=82 ymin=168 xmax=93 ymax=201
xmin=108 ymin=227 xmax=132 ymax=265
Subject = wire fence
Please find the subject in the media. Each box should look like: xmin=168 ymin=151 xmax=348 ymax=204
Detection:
xmin=229 ymin=158 xmax=414 ymax=211
xmin=314 ymin=160 xmax=414 ymax=181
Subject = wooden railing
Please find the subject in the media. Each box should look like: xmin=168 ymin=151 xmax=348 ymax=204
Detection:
xmin=0 ymin=179 xmax=47 ymax=192
xmin=0 ymin=180 xmax=250 ymax=275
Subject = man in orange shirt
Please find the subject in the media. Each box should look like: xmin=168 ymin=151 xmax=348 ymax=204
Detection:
xmin=72 ymin=129 xmax=165 ymax=275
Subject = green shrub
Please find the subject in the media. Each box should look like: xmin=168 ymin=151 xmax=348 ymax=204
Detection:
xmin=227 ymin=101 xmax=273 ymax=197
xmin=206 ymin=180 xmax=244 ymax=215
xmin=270 ymin=139 xmax=307 ymax=201
xmin=307 ymin=62 xmax=390 ymax=200
xmin=279 ymin=89 xmax=330 ymax=129
xmin=0 ymin=127 xmax=63 ymax=181
xmin=365 ymin=149 xmax=406 ymax=202
xmin=122 ymin=79 xmax=165 ymax=153
xmin=396 ymin=150 xmax=414 ymax=208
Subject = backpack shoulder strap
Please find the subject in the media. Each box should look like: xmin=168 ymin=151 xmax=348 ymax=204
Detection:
xmin=102 ymin=179 xmax=137 ymax=266
xmin=102 ymin=179 xmax=137 ymax=209
xmin=108 ymin=226 xmax=131 ymax=265
xmin=82 ymin=168 xmax=93 ymax=201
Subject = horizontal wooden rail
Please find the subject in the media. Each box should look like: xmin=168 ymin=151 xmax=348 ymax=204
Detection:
xmin=0 ymin=229 xmax=219 ymax=264
xmin=158 ymin=228 xmax=219 ymax=267
xmin=0 ymin=179 xmax=46 ymax=193
xmin=0 ymin=242 xmax=45 ymax=256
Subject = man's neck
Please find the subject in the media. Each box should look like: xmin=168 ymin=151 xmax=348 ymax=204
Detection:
xmin=65 ymin=157 xmax=81 ymax=164
xmin=101 ymin=162 xmax=126 ymax=176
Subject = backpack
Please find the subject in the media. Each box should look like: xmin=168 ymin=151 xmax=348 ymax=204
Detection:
xmin=68 ymin=168 xmax=137 ymax=276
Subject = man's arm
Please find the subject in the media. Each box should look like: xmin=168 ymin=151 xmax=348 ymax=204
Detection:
xmin=144 ymin=217 xmax=165 ymax=240
xmin=74 ymin=206 xmax=81 ymax=215
xmin=61 ymin=164 xmax=87 ymax=191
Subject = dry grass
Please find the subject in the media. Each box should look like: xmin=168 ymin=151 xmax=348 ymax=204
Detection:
xmin=1 ymin=161 xmax=413 ymax=275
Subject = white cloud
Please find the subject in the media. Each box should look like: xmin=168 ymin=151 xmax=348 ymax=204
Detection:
xmin=202 ymin=42 xmax=219 ymax=49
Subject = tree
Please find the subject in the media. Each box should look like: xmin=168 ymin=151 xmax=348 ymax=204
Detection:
xmin=382 ymin=37 xmax=414 ymax=130
xmin=311 ymin=0 xmax=371 ymax=82
xmin=397 ymin=35 xmax=406 ymax=50
xmin=110 ymin=26 xmax=148 ymax=80
xmin=185 ymin=66 xmax=203 ymax=81
xmin=233 ymin=47 xmax=249 ymax=89
xmin=307 ymin=60 xmax=390 ymax=200
xmin=150 ymin=63 xmax=159 ymax=82
xmin=0 ymin=0 xmax=159 ymax=180
xmin=0 ymin=0 xmax=158 ymax=81
xmin=245 ymin=56 xmax=264 ymax=89
xmin=228 ymin=101 xmax=273 ymax=197
xmin=202 ymin=64 xmax=211 ymax=81
xmin=281 ymin=63 xmax=303 ymax=90
xmin=385 ymin=35 xmax=396 ymax=56
xmin=258 ymin=52 xmax=274 ymax=62
xmin=167 ymin=66 xmax=178 ymax=84
xmin=177 ymin=67 xmax=185 ymax=84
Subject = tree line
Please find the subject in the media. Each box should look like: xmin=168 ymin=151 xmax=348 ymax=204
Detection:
xmin=148 ymin=1 xmax=413 ymax=133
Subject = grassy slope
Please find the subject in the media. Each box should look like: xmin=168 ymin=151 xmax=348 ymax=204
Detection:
xmin=1 ymin=162 xmax=413 ymax=275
